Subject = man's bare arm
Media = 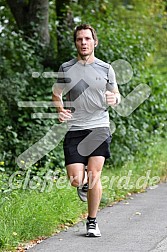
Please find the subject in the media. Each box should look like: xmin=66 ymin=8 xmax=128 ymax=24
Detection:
xmin=52 ymin=86 xmax=72 ymax=122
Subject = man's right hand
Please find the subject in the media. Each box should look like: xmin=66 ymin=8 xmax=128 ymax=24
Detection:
xmin=58 ymin=109 xmax=72 ymax=122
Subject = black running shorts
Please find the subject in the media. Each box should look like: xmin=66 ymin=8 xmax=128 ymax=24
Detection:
xmin=63 ymin=127 xmax=112 ymax=166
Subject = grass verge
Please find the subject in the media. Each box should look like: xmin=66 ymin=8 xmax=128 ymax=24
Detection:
xmin=0 ymin=136 xmax=167 ymax=251
xmin=101 ymin=136 xmax=167 ymax=204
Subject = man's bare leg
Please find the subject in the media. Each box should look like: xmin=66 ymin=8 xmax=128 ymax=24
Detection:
xmin=66 ymin=163 xmax=85 ymax=187
xmin=87 ymin=156 xmax=104 ymax=217
xmin=85 ymin=156 xmax=104 ymax=237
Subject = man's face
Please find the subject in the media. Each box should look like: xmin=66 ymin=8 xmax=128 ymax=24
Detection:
xmin=75 ymin=29 xmax=95 ymax=57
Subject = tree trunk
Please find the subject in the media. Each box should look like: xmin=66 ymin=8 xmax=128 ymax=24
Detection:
xmin=56 ymin=0 xmax=71 ymax=22
xmin=6 ymin=0 xmax=50 ymax=45
xmin=56 ymin=0 xmax=74 ymax=64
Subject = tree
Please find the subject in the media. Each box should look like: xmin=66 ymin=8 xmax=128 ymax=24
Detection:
xmin=6 ymin=0 xmax=75 ymax=67
xmin=55 ymin=0 xmax=74 ymax=64
xmin=6 ymin=0 xmax=50 ymax=45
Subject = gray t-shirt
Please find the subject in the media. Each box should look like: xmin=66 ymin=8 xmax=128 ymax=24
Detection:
xmin=57 ymin=57 xmax=118 ymax=130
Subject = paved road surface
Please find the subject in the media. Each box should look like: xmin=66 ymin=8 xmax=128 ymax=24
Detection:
xmin=28 ymin=183 xmax=167 ymax=252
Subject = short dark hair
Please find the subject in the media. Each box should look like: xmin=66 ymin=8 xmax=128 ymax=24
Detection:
xmin=73 ymin=24 xmax=98 ymax=43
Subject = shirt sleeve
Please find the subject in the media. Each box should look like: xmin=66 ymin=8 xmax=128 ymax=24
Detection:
xmin=106 ymin=65 xmax=118 ymax=92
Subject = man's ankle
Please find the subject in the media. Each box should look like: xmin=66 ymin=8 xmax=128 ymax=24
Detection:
xmin=87 ymin=216 xmax=97 ymax=223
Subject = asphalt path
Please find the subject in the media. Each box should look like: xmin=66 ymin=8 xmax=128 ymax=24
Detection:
xmin=28 ymin=183 xmax=167 ymax=252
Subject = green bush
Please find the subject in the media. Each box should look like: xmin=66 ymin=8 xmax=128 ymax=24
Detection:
xmin=0 ymin=27 xmax=65 ymax=172
xmin=0 ymin=0 xmax=167 ymax=172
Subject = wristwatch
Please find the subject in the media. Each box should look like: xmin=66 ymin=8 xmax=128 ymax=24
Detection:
xmin=115 ymin=97 xmax=119 ymax=105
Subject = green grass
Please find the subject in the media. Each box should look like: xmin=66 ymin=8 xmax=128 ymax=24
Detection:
xmin=101 ymin=136 xmax=167 ymax=204
xmin=0 ymin=184 xmax=87 ymax=251
xmin=0 ymin=136 xmax=167 ymax=251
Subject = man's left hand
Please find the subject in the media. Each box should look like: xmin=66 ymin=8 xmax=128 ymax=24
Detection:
xmin=105 ymin=91 xmax=118 ymax=106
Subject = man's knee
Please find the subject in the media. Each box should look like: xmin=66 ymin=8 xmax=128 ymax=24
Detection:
xmin=87 ymin=170 xmax=101 ymax=188
xmin=66 ymin=165 xmax=85 ymax=187
xmin=68 ymin=174 xmax=83 ymax=187
xmin=87 ymin=170 xmax=101 ymax=180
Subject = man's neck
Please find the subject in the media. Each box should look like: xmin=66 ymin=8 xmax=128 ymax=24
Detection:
xmin=77 ymin=54 xmax=95 ymax=64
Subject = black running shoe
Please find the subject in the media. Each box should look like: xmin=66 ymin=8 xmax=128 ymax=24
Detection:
xmin=86 ymin=221 xmax=101 ymax=237
xmin=77 ymin=182 xmax=88 ymax=202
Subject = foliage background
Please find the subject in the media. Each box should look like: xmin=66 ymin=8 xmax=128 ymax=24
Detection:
xmin=0 ymin=0 xmax=167 ymax=172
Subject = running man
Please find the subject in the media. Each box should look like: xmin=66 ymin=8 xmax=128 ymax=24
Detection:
xmin=53 ymin=24 xmax=120 ymax=237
